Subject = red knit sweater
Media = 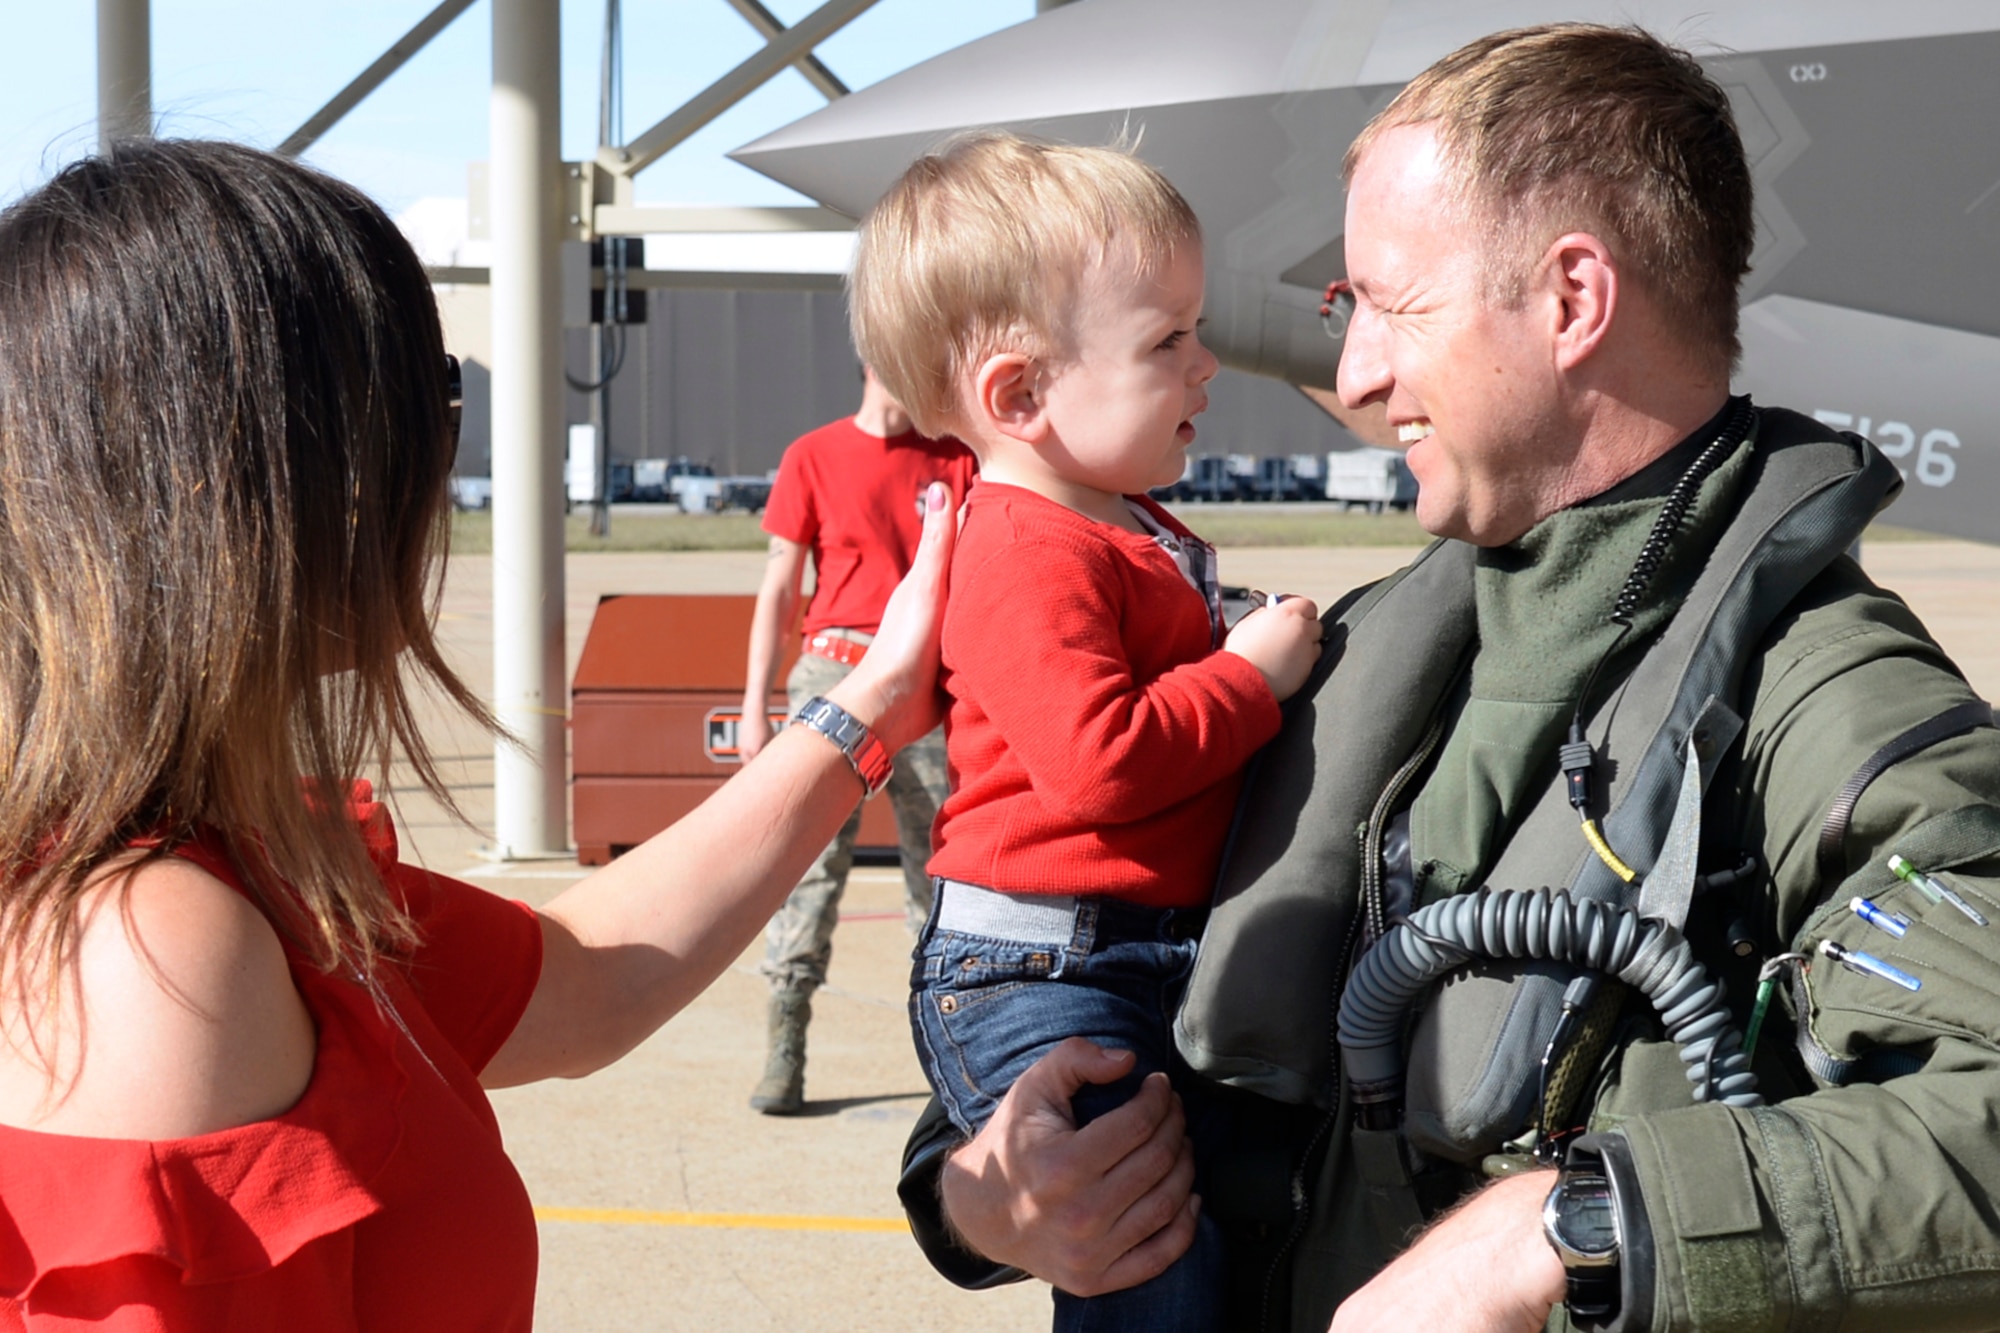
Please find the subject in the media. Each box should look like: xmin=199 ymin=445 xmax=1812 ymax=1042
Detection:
xmin=928 ymin=483 xmax=1282 ymax=908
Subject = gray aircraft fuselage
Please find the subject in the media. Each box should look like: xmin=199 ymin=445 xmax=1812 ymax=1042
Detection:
xmin=734 ymin=1 xmax=2000 ymax=544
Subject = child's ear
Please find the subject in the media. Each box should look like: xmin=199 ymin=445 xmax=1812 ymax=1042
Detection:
xmin=971 ymin=352 xmax=1047 ymax=444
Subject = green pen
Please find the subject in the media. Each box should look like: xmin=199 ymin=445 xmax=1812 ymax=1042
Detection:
xmin=1743 ymin=975 xmax=1777 ymax=1060
xmin=1888 ymin=854 xmax=1988 ymax=927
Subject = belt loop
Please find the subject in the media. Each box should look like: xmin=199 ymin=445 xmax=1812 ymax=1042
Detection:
xmin=917 ymin=875 xmax=945 ymax=947
xmin=1071 ymin=899 xmax=1099 ymax=960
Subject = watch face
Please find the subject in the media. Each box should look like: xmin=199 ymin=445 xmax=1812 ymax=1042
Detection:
xmin=1555 ymin=1177 xmax=1618 ymax=1258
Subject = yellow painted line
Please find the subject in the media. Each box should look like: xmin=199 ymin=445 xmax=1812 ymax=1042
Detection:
xmin=535 ymin=1206 xmax=909 ymax=1234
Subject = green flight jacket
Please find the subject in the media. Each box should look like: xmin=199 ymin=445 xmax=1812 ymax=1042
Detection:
xmin=1586 ymin=569 xmax=2000 ymax=1332
xmin=1193 ymin=410 xmax=2000 ymax=1331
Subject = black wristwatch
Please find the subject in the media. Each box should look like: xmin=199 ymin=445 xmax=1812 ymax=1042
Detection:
xmin=1543 ymin=1153 xmax=1622 ymax=1329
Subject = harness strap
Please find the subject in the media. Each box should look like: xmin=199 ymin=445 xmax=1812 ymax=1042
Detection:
xmin=1349 ymin=1127 xmax=1428 ymax=1252
xmin=1814 ymin=700 xmax=1995 ymax=887
xmin=1536 ymin=982 xmax=1627 ymax=1140
xmin=1636 ymin=697 xmax=1745 ymax=930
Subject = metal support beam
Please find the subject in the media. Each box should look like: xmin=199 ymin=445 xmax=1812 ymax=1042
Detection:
xmin=96 ymin=0 xmax=150 ymax=148
xmin=278 ymin=0 xmax=479 ymax=158
xmin=722 ymin=0 xmax=848 ymax=102
xmin=490 ymin=0 xmax=569 ymax=859
xmin=593 ymin=203 xmax=853 ymax=235
xmin=605 ymin=0 xmax=881 ymax=178
xmin=426 ymin=264 xmax=844 ymax=293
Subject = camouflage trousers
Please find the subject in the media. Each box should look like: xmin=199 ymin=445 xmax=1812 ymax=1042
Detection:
xmin=759 ymin=645 xmax=946 ymax=997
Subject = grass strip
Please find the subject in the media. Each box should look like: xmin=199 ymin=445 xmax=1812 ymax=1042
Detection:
xmin=450 ymin=506 xmax=1435 ymax=553
xmin=449 ymin=508 xmax=1951 ymax=555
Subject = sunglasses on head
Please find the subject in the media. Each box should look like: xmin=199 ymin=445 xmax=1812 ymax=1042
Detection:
xmin=445 ymin=354 xmax=463 ymax=449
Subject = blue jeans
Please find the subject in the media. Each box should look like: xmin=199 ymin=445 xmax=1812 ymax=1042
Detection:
xmin=910 ymin=888 xmax=1224 ymax=1333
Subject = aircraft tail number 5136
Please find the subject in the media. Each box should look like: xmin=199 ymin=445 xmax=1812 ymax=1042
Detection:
xmin=1814 ymin=410 xmax=1960 ymax=488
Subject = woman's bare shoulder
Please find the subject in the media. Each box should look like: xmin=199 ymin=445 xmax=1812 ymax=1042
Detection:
xmin=0 ymin=854 xmax=316 ymax=1139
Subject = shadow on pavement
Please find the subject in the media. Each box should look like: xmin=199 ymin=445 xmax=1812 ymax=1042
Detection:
xmin=793 ymin=1091 xmax=931 ymax=1119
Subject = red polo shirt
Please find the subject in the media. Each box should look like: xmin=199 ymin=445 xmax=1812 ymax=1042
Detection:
xmin=762 ymin=418 xmax=978 ymax=636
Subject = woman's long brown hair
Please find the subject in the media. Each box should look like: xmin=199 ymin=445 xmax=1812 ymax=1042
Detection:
xmin=0 ymin=140 xmax=495 ymax=1014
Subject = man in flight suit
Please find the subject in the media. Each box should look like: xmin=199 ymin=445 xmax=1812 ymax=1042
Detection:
xmin=898 ymin=23 xmax=2000 ymax=1331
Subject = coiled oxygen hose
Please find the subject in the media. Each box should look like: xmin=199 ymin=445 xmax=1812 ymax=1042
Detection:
xmin=1338 ymin=887 xmax=1760 ymax=1129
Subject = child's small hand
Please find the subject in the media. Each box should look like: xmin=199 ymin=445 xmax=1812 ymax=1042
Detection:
xmin=1223 ymin=596 xmax=1322 ymax=702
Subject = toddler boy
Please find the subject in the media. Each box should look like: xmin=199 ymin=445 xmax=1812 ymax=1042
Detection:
xmin=850 ymin=132 xmax=1321 ymax=1330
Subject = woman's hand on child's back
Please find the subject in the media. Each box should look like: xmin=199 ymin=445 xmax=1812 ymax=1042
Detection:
xmin=1223 ymin=596 xmax=1322 ymax=702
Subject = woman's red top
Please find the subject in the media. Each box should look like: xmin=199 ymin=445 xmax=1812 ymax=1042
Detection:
xmin=0 ymin=786 xmax=546 ymax=1330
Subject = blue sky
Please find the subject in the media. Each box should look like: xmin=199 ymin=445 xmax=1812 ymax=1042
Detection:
xmin=0 ymin=1 xmax=1033 ymax=213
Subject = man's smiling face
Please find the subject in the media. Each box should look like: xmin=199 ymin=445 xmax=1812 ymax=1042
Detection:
xmin=1335 ymin=123 xmax=1571 ymax=546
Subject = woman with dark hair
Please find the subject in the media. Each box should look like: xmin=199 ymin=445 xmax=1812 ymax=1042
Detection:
xmin=0 ymin=139 xmax=956 ymax=1328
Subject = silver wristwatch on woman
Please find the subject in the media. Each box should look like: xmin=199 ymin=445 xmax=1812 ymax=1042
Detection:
xmin=793 ymin=696 xmax=892 ymax=797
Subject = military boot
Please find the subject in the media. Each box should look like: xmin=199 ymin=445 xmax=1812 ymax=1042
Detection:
xmin=749 ymin=990 xmax=811 ymax=1115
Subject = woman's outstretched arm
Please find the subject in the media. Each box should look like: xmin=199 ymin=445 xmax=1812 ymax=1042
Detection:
xmin=480 ymin=481 xmax=957 ymax=1088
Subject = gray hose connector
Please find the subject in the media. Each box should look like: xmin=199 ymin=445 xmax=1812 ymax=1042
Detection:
xmin=1339 ymin=887 xmax=1760 ymax=1118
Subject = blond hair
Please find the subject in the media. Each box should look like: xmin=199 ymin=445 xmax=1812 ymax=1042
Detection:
xmin=849 ymin=131 xmax=1201 ymax=437
xmin=1346 ymin=24 xmax=1753 ymax=373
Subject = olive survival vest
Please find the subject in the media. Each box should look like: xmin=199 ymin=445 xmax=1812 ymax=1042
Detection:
xmin=1175 ymin=410 xmax=1901 ymax=1163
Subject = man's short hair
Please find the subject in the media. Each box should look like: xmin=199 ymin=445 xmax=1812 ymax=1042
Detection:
xmin=850 ymin=131 xmax=1202 ymax=437
xmin=1346 ymin=23 xmax=1753 ymax=373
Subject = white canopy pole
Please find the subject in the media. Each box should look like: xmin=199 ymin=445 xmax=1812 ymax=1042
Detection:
xmin=96 ymin=0 xmax=151 ymax=148
xmin=489 ymin=0 xmax=569 ymax=858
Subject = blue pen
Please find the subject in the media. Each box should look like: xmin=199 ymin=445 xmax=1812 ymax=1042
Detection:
xmin=1819 ymin=939 xmax=1922 ymax=992
xmin=1888 ymin=854 xmax=1989 ymax=927
xmin=1849 ymin=896 xmax=1909 ymax=939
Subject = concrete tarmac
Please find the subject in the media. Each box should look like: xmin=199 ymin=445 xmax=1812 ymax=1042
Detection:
xmin=395 ymin=538 xmax=1999 ymax=1331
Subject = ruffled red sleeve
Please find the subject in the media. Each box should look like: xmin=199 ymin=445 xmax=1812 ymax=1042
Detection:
xmin=0 ymin=943 xmax=406 ymax=1328
xmin=0 ymin=788 xmax=544 ymax=1330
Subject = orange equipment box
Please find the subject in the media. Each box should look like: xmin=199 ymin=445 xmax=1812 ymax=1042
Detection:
xmin=571 ymin=594 xmax=902 ymax=866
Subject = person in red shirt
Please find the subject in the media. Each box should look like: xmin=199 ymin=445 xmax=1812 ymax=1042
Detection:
xmin=849 ymin=133 xmax=1323 ymax=1329
xmin=737 ymin=369 xmax=977 ymax=1114
xmin=0 ymin=139 xmax=957 ymax=1330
